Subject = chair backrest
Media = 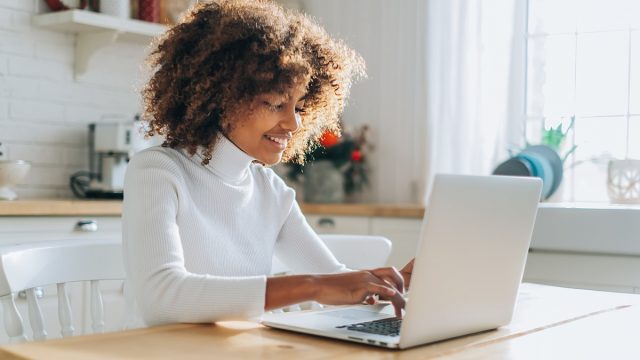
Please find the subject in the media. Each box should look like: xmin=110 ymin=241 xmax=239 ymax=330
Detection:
xmin=271 ymin=234 xmax=392 ymax=312
xmin=272 ymin=234 xmax=393 ymax=274
xmin=0 ymin=238 xmax=125 ymax=343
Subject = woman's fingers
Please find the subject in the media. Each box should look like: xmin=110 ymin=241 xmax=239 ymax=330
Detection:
xmin=400 ymin=259 xmax=415 ymax=289
xmin=364 ymin=278 xmax=406 ymax=318
xmin=371 ymin=267 xmax=405 ymax=293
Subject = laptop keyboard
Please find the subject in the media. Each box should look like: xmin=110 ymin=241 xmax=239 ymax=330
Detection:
xmin=337 ymin=317 xmax=402 ymax=337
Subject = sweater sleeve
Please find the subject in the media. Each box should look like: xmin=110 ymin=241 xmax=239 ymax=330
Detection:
xmin=273 ymin=199 xmax=349 ymax=274
xmin=122 ymin=150 xmax=266 ymax=326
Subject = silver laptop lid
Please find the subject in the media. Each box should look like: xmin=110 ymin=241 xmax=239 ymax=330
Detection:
xmin=399 ymin=174 xmax=542 ymax=349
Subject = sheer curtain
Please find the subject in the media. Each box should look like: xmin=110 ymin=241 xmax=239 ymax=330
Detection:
xmin=420 ymin=0 xmax=528 ymax=202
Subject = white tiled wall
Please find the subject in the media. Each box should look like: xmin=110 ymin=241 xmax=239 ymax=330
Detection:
xmin=0 ymin=0 xmax=149 ymax=198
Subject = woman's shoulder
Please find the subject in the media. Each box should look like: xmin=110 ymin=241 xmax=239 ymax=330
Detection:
xmin=127 ymin=146 xmax=186 ymax=172
xmin=250 ymin=164 xmax=294 ymax=196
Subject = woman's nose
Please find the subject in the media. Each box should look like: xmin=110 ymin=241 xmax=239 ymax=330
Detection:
xmin=281 ymin=110 xmax=301 ymax=132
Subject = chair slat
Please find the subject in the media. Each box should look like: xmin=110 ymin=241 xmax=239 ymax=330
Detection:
xmin=90 ymin=280 xmax=105 ymax=334
xmin=122 ymin=280 xmax=136 ymax=330
xmin=57 ymin=283 xmax=75 ymax=338
xmin=26 ymin=288 xmax=47 ymax=341
xmin=1 ymin=295 xmax=27 ymax=343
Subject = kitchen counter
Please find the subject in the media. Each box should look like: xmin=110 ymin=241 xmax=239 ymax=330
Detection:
xmin=0 ymin=200 xmax=123 ymax=216
xmin=0 ymin=199 xmax=425 ymax=218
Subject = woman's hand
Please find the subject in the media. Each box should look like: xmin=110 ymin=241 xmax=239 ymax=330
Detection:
xmin=313 ymin=267 xmax=406 ymax=318
xmin=400 ymin=258 xmax=415 ymax=290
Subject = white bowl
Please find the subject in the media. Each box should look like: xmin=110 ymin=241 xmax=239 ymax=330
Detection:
xmin=0 ymin=160 xmax=31 ymax=200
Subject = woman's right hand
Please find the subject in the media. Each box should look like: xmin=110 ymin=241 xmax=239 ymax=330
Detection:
xmin=312 ymin=267 xmax=406 ymax=318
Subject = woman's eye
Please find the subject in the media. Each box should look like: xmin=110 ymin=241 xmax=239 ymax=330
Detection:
xmin=264 ymin=101 xmax=284 ymax=111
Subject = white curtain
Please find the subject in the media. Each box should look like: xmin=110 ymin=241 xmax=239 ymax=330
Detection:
xmin=420 ymin=0 xmax=528 ymax=202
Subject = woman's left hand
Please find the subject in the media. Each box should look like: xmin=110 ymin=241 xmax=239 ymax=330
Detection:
xmin=400 ymin=258 xmax=415 ymax=290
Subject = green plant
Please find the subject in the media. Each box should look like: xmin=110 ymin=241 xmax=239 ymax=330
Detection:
xmin=536 ymin=116 xmax=577 ymax=163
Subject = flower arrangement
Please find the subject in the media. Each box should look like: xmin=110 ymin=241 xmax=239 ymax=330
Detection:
xmin=286 ymin=124 xmax=372 ymax=196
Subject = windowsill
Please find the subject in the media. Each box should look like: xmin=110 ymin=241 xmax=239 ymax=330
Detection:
xmin=539 ymin=202 xmax=640 ymax=210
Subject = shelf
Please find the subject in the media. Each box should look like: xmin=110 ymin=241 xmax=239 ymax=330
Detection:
xmin=32 ymin=10 xmax=167 ymax=78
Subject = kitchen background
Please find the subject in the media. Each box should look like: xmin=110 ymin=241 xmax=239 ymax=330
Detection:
xmin=0 ymin=0 xmax=428 ymax=203
xmin=1 ymin=0 xmax=639 ymax=204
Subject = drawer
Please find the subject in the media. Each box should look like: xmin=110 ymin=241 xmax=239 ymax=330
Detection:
xmin=0 ymin=216 xmax=121 ymax=246
xmin=305 ymin=215 xmax=370 ymax=235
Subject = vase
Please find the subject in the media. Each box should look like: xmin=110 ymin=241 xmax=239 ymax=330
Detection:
xmin=303 ymin=160 xmax=344 ymax=203
xmin=607 ymin=159 xmax=640 ymax=204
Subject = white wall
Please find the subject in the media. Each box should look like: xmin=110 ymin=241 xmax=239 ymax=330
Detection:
xmin=302 ymin=0 xmax=427 ymax=203
xmin=0 ymin=0 xmax=146 ymax=198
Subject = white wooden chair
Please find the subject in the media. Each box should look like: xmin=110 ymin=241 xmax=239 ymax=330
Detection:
xmin=0 ymin=238 xmax=125 ymax=343
xmin=271 ymin=234 xmax=393 ymax=311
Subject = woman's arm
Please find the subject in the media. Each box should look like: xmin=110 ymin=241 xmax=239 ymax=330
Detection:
xmin=266 ymin=267 xmax=407 ymax=317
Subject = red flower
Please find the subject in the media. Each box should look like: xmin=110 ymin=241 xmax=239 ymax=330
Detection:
xmin=319 ymin=131 xmax=339 ymax=148
xmin=351 ymin=149 xmax=362 ymax=162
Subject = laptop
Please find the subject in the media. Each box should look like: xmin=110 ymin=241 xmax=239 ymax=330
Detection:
xmin=261 ymin=174 xmax=543 ymax=349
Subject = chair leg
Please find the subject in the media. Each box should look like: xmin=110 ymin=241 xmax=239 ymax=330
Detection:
xmin=57 ymin=283 xmax=75 ymax=338
xmin=90 ymin=280 xmax=105 ymax=334
xmin=121 ymin=280 xmax=137 ymax=330
xmin=26 ymin=288 xmax=47 ymax=341
xmin=1 ymin=295 xmax=27 ymax=343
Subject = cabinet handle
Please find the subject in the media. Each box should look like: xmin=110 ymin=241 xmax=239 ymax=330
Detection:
xmin=317 ymin=218 xmax=336 ymax=228
xmin=18 ymin=287 xmax=44 ymax=299
xmin=75 ymin=220 xmax=98 ymax=232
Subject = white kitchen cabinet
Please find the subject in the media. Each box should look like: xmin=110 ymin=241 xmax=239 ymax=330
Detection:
xmin=305 ymin=215 xmax=370 ymax=235
xmin=370 ymin=217 xmax=422 ymax=268
xmin=523 ymin=250 xmax=640 ymax=294
xmin=0 ymin=216 xmax=121 ymax=246
xmin=523 ymin=205 xmax=640 ymax=293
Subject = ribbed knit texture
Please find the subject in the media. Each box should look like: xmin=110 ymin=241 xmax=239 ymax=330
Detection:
xmin=122 ymin=135 xmax=346 ymax=326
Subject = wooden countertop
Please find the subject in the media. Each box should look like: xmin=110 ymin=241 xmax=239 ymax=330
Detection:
xmin=0 ymin=199 xmax=425 ymax=218
xmin=301 ymin=203 xmax=424 ymax=218
xmin=0 ymin=200 xmax=123 ymax=216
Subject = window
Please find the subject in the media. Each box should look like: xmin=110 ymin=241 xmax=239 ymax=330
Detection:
xmin=526 ymin=0 xmax=640 ymax=202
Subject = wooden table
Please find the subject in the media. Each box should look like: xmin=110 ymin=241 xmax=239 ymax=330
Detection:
xmin=1 ymin=284 xmax=639 ymax=359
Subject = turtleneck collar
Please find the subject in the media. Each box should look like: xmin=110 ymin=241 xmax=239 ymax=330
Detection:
xmin=193 ymin=135 xmax=256 ymax=182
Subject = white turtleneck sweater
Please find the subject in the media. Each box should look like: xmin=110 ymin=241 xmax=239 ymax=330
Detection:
xmin=122 ymin=136 xmax=346 ymax=326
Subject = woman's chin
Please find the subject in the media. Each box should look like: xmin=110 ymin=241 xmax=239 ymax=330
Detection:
xmin=256 ymin=153 xmax=283 ymax=166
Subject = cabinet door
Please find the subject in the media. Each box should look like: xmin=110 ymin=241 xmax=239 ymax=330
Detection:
xmin=370 ymin=217 xmax=422 ymax=268
xmin=305 ymin=215 xmax=370 ymax=235
xmin=524 ymin=251 xmax=640 ymax=293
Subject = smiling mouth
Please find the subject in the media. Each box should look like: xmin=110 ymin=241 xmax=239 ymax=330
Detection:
xmin=265 ymin=135 xmax=288 ymax=147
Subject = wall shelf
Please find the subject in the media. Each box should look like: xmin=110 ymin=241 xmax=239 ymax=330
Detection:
xmin=32 ymin=10 xmax=167 ymax=78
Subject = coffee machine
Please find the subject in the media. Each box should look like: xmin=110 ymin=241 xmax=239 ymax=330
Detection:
xmin=70 ymin=118 xmax=160 ymax=199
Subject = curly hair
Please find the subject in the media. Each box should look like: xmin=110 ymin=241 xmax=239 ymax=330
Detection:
xmin=142 ymin=0 xmax=365 ymax=165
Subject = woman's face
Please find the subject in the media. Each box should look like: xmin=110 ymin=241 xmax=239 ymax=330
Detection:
xmin=226 ymin=84 xmax=306 ymax=165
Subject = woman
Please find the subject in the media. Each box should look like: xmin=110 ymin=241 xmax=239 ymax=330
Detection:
xmin=123 ymin=0 xmax=414 ymax=326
